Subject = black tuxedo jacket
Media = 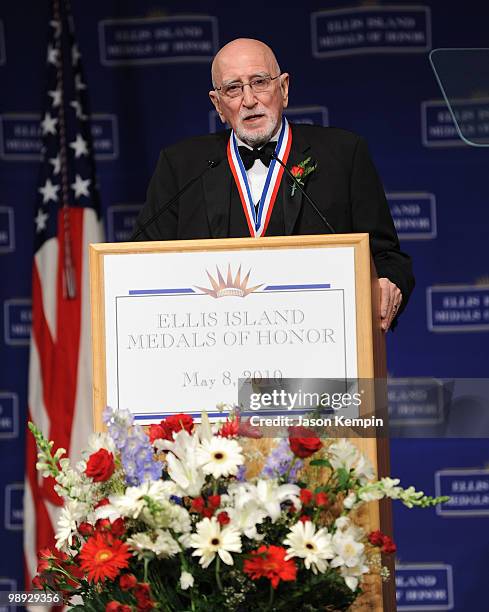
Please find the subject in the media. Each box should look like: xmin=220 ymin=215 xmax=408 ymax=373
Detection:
xmin=132 ymin=123 xmax=414 ymax=316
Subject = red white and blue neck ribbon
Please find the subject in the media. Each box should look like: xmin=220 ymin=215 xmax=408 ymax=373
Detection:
xmin=227 ymin=117 xmax=292 ymax=237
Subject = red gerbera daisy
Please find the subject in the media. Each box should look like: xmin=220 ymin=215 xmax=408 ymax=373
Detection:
xmin=243 ymin=545 xmax=297 ymax=589
xmin=79 ymin=532 xmax=131 ymax=583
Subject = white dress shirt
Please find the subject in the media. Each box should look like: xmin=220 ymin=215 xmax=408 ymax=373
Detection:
xmin=236 ymin=127 xmax=281 ymax=207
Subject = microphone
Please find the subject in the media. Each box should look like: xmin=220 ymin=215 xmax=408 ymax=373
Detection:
xmin=132 ymin=158 xmax=223 ymax=240
xmin=270 ymin=152 xmax=336 ymax=234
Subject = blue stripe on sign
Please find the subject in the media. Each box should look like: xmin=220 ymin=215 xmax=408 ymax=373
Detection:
xmin=129 ymin=288 xmax=195 ymax=295
xmin=263 ymin=283 xmax=330 ymax=290
xmin=134 ymin=412 xmax=228 ymax=420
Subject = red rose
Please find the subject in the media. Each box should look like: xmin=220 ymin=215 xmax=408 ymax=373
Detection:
xmin=217 ymin=511 xmax=230 ymax=526
xmin=368 ymin=530 xmax=385 ymax=547
xmin=298 ymin=514 xmax=311 ymax=523
xmin=95 ymin=518 xmax=111 ymax=532
xmin=288 ymin=426 xmax=322 ymax=458
xmin=119 ymin=573 xmax=138 ymax=590
xmin=148 ymin=423 xmax=165 ymax=443
xmin=164 ymin=413 xmax=194 ymax=437
xmin=208 ymin=495 xmax=221 ymax=509
xmin=78 ymin=522 xmax=94 ymax=537
xmin=202 ymin=507 xmax=214 ymax=518
xmin=111 ymin=518 xmax=126 ymax=537
xmin=299 ymin=489 xmax=313 ymax=505
xmin=95 ymin=497 xmax=110 ymax=508
xmin=134 ymin=583 xmax=155 ymax=610
xmin=190 ymin=497 xmax=205 ymax=513
xmin=314 ymin=492 xmax=329 ymax=507
xmin=85 ymin=449 xmax=115 ymax=482
xmin=134 ymin=583 xmax=152 ymax=601
xmin=291 ymin=165 xmax=304 ymax=178
xmin=381 ymin=535 xmax=397 ymax=554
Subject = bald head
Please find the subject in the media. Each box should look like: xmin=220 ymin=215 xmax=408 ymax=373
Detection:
xmin=208 ymin=38 xmax=289 ymax=147
xmin=211 ymin=38 xmax=280 ymax=88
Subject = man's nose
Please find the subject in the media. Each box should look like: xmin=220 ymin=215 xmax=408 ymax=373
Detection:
xmin=242 ymin=84 xmax=257 ymax=107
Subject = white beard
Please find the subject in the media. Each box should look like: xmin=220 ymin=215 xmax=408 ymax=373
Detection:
xmin=235 ymin=114 xmax=279 ymax=148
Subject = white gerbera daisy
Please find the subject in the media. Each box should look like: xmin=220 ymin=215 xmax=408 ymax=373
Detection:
xmin=190 ymin=517 xmax=241 ymax=568
xmin=195 ymin=437 xmax=244 ymax=479
xmin=284 ymin=521 xmax=334 ymax=574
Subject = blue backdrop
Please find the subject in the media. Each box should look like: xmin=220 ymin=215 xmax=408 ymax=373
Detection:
xmin=1 ymin=2 xmax=488 ymax=610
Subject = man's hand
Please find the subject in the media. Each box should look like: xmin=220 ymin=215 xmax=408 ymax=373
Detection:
xmin=379 ymin=278 xmax=402 ymax=331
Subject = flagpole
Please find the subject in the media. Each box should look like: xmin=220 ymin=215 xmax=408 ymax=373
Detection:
xmin=53 ymin=0 xmax=76 ymax=299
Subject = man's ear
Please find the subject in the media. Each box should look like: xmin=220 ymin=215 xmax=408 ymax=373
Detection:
xmin=280 ymin=73 xmax=290 ymax=109
xmin=209 ymin=91 xmax=226 ymax=124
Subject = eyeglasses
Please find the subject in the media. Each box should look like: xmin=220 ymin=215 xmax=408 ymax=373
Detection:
xmin=215 ymin=74 xmax=281 ymax=98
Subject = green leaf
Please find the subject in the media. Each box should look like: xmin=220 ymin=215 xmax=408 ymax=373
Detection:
xmin=309 ymin=458 xmax=332 ymax=468
xmin=336 ymin=467 xmax=350 ymax=488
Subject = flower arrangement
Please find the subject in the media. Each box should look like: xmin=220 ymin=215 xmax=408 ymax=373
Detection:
xmin=30 ymin=409 xmax=447 ymax=611
xmin=290 ymin=157 xmax=317 ymax=196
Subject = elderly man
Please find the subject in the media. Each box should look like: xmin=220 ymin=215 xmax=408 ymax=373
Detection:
xmin=132 ymin=38 xmax=414 ymax=330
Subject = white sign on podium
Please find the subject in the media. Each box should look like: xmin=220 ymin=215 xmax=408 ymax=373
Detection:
xmin=99 ymin=243 xmax=358 ymax=424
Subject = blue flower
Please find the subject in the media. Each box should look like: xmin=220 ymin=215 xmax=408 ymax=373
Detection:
xmin=103 ymin=407 xmax=162 ymax=485
xmin=236 ymin=464 xmax=247 ymax=482
xmin=261 ymin=439 xmax=303 ymax=482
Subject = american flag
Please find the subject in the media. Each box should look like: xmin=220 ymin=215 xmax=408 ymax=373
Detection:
xmin=24 ymin=0 xmax=103 ymax=591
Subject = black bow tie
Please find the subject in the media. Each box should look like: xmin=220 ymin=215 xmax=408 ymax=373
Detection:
xmin=238 ymin=142 xmax=276 ymax=170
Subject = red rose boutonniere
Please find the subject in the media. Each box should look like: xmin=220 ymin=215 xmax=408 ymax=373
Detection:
xmin=290 ymin=157 xmax=317 ymax=196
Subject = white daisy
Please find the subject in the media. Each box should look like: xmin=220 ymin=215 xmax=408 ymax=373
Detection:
xmin=284 ymin=521 xmax=334 ymax=574
xmin=195 ymin=437 xmax=244 ymax=479
xmin=179 ymin=570 xmax=194 ymax=590
xmin=55 ymin=500 xmax=87 ymax=550
xmin=190 ymin=517 xmax=241 ymax=568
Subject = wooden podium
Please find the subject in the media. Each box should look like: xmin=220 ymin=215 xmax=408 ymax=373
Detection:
xmin=90 ymin=233 xmax=394 ymax=611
